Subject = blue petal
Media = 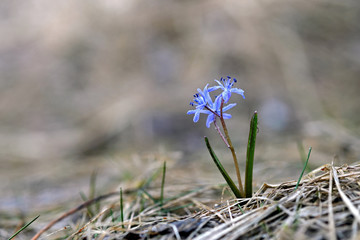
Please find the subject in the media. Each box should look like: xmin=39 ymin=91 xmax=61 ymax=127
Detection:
xmin=231 ymin=88 xmax=245 ymax=99
xmin=202 ymin=110 xmax=212 ymax=115
xmin=197 ymin=88 xmax=204 ymax=97
xmin=187 ymin=110 xmax=197 ymax=115
xmin=223 ymin=103 xmax=236 ymax=112
xmin=222 ymin=90 xmax=231 ymax=103
xmin=204 ymin=90 xmax=213 ymax=105
xmin=214 ymin=95 xmax=222 ymax=111
xmin=208 ymin=85 xmax=221 ymax=92
xmin=193 ymin=111 xmax=200 ymax=122
xmin=222 ymin=113 xmax=232 ymax=119
xmin=214 ymin=80 xmax=225 ymax=88
xmin=206 ymin=114 xmax=215 ymax=128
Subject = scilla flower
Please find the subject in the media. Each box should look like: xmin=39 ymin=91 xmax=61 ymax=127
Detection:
xmin=188 ymin=90 xmax=236 ymax=128
xmin=202 ymin=95 xmax=236 ymax=128
xmin=212 ymin=76 xmax=245 ymax=103
xmin=187 ymin=84 xmax=214 ymax=123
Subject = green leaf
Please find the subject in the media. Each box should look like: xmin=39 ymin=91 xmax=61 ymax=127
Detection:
xmin=245 ymin=111 xmax=258 ymax=198
xmin=205 ymin=137 xmax=242 ymax=198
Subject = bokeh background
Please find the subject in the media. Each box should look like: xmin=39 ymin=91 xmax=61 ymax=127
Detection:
xmin=1 ymin=0 xmax=360 ymax=214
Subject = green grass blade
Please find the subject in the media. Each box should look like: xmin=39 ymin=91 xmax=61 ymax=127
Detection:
xmin=89 ymin=171 xmax=100 ymax=213
xmin=295 ymin=147 xmax=312 ymax=190
xmin=297 ymin=141 xmax=311 ymax=173
xmin=160 ymin=161 xmax=166 ymax=206
xmin=8 ymin=215 xmax=40 ymax=240
xmin=120 ymin=188 xmax=125 ymax=229
xmin=79 ymin=191 xmax=94 ymax=217
xmin=245 ymin=111 xmax=258 ymax=198
xmin=140 ymin=188 xmax=157 ymax=203
xmin=142 ymin=166 xmax=162 ymax=189
xmin=205 ymin=137 xmax=242 ymax=198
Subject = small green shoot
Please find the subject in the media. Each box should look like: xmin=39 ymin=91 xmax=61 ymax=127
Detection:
xmin=142 ymin=166 xmax=162 ymax=189
xmin=8 ymin=215 xmax=40 ymax=240
xmin=245 ymin=111 xmax=258 ymax=198
xmin=89 ymin=171 xmax=100 ymax=213
xmin=140 ymin=188 xmax=156 ymax=203
xmin=205 ymin=137 xmax=242 ymax=198
xmin=160 ymin=161 xmax=166 ymax=206
xmin=297 ymin=141 xmax=311 ymax=173
xmin=120 ymin=187 xmax=125 ymax=229
xmin=109 ymin=209 xmax=115 ymax=222
xmin=79 ymin=191 xmax=94 ymax=218
xmin=295 ymin=147 xmax=312 ymax=190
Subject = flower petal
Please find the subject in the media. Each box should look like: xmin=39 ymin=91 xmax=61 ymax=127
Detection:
xmin=231 ymin=88 xmax=245 ymax=99
xmin=187 ymin=109 xmax=197 ymax=115
xmin=214 ymin=80 xmax=225 ymax=89
xmin=206 ymin=114 xmax=215 ymax=128
xmin=222 ymin=90 xmax=231 ymax=103
xmin=202 ymin=110 xmax=212 ymax=115
xmin=193 ymin=111 xmax=200 ymax=122
xmin=208 ymin=85 xmax=221 ymax=92
xmin=214 ymin=95 xmax=222 ymax=111
xmin=222 ymin=113 xmax=232 ymax=119
xmin=223 ymin=103 xmax=236 ymax=112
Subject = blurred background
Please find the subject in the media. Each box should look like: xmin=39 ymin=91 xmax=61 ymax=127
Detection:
xmin=1 ymin=0 xmax=360 ymax=213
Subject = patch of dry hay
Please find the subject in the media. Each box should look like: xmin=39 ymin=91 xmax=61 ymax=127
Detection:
xmin=34 ymin=163 xmax=360 ymax=239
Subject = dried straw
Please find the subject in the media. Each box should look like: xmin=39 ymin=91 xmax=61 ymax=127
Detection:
xmin=34 ymin=163 xmax=360 ymax=239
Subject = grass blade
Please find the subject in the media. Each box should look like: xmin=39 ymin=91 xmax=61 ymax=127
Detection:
xmin=160 ymin=161 xmax=166 ymax=206
xmin=205 ymin=137 xmax=242 ymax=198
xmin=295 ymin=147 xmax=312 ymax=190
xmin=79 ymin=191 xmax=94 ymax=218
xmin=89 ymin=171 xmax=100 ymax=213
xmin=297 ymin=141 xmax=312 ymax=173
xmin=120 ymin=188 xmax=125 ymax=229
xmin=8 ymin=215 xmax=40 ymax=240
xmin=245 ymin=111 xmax=258 ymax=198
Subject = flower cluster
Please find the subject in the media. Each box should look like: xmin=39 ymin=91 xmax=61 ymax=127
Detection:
xmin=187 ymin=76 xmax=245 ymax=128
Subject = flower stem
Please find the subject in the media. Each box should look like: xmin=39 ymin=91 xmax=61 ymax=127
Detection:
xmin=220 ymin=99 xmax=245 ymax=197
xmin=213 ymin=120 xmax=230 ymax=148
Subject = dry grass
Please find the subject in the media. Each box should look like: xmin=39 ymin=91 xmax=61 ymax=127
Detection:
xmin=28 ymin=162 xmax=360 ymax=240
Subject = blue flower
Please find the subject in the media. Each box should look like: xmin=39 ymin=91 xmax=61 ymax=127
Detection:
xmin=187 ymin=84 xmax=214 ymax=123
xmin=203 ymin=95 xmax=236 ymax=128
xmin=212 ymin=76 xmax=245 ymax=103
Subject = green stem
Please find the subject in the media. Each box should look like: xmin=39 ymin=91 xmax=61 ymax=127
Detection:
xmin=220 ymin=99 xmax=245 ymax=197
xmin=213 ymin=120 xmax=229 ymax=147
xmin=205 ymin=137 xmax=243 ymax=198
xmin=245 ymin=111 xmax=258 ymax=198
